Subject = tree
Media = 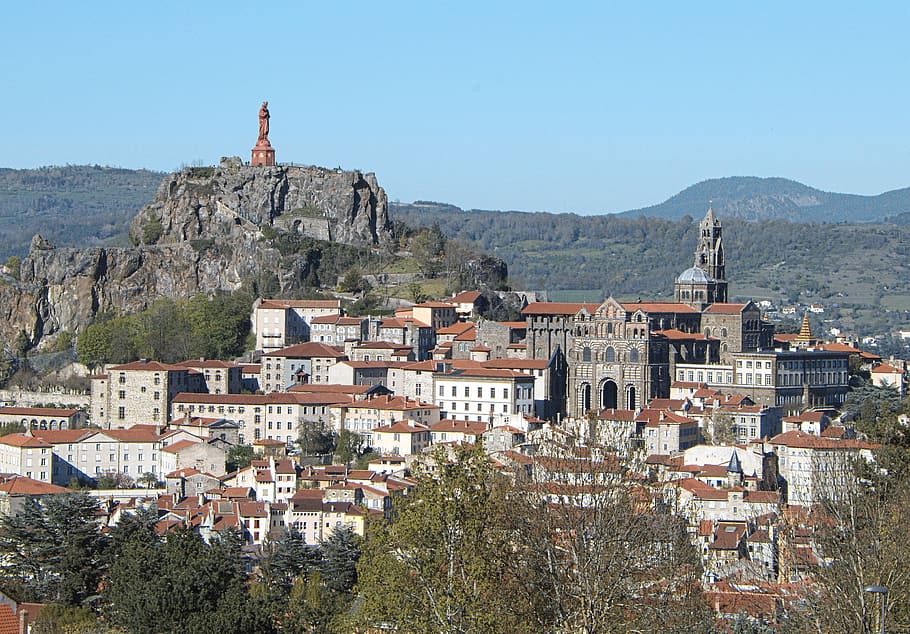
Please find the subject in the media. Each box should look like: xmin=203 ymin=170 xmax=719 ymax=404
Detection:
xmin=0 ymin=420 xmax=25 ymax=436
xmin=96 ymin=472 xmax=134 ymax=489
xmin=509 ymin=458 xmax=711 ymax=633
xmin=333 ymin=430 xmax=361 ymax=466
xmin=137 ymin=472 xmax=159 ymax=488
xmin=338 ymin=267 xmax=371 ymax=295
xmin=409 ymin=225 xmax=445 ymax=277
xmin=298 ymin=420 xmax=334 ymax=457
xmin=227 ymin=443 xmax=255 ymax=472
xmin=709 ymin=412 xmax=736 ymax=445
xmin=4 ymin=255 xmax=21 ymax=280
xmin=786 ymin=465 xmax=910 ymax=633
xmin=0 ymin=492 xmax=105 ymax=605
xmin=285 ymin=570 xmax=340 ymax=634
xmin=353 ymin=444 xmax=531 ymax=633
xmin=76 ymin=321 xmax=113 ymax=369
xmin=30 ymin=603 xmax=108 ymax=633
xmin=319 ymin=526 xmax=361 ymax=594
xmin=105 ymin=527 xmax=274 ymax=634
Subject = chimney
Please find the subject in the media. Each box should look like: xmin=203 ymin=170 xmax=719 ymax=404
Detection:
xmin=659 ymin=411 xmax=665 ymax=421
xmin=18 ymin=607 xmax=28 ymax=634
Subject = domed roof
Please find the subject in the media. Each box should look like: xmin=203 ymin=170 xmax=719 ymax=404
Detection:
xmin=676 ymin=266 xmax=714 ymax=283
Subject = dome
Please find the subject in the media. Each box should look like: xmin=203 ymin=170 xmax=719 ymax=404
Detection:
xmin=676 ymin=266 xmax=714 ymax=283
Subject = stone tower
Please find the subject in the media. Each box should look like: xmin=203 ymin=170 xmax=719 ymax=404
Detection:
xmin=674 ymin=206 xmax=728 ymax=308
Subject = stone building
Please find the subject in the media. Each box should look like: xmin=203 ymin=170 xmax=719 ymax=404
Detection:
xmin=91 ymin=360 xmax=206 ymax=429
xmin=522 ymin=208 xmax=787 ymax=418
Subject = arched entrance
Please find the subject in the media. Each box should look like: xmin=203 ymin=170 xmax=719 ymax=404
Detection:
xmin=579 ymin=384 xmax=591 ymax=413
xmin=601 ymin=380 xmax=618 ymax=409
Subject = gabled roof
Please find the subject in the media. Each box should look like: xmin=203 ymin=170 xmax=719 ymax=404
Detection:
xmin=482 ymin=358 xmax=550 ymax=370
xmin=108 ymin=360 xmax=189 ymax=372
xmin=703 ymin=303 xmax=748 ymax=314
xmin=429 ymin=419 xmax=489 ymax=434
xmin=436 ymin=322 xmax=475 ymax=336
xmin=450 ymin=291 xmax=482 ymax=303
xmin=622 ymin=301 xmax=697 ymax=314
xmin=0 ymin=406 xmax=79 ymax=417
xmin=653 ymin=329 xmax=712 ymax=341
xmin=176 ymin=359 xmax=240 ymax=369
xmin=161 ymin=439 xmax=201 ymax=453
xmin=372 ymin=420 xmax=430 ymax=434
xmin=28 ymin=429 xmax=95 ymax=444
xmin=769 ymin=430 xmax=877 ymax=450
xmin=266 ymin=342 xmax=346 ymax=359
xmin=522 ymin=302 xmax=599 ymax=316
xmin=0 ymin=433 xmax=52 ymax=448
xmin=258 ymin=299 xmax=341 ymax=309
xmin=0 ymin=475 xmax=68 ymax=495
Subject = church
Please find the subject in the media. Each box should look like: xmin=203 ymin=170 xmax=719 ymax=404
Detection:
xmin=522 ymin=208 xmax=811 ymax=418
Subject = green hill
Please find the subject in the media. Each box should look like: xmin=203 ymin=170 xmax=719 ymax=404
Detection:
xmin=0 ymin=165 xmax=162 ymax=260
xmin=619 ymin=177 xmax=910 ymax=223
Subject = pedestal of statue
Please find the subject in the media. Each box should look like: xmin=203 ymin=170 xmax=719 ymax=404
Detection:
xmin=251 ymin=143 xmax=275 ymax=167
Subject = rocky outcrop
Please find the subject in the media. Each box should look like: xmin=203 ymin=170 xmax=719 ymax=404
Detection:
xmin=0 ymin=160 xmax=393 ymax=351
xmin=130 ymin=158 xmax=391 ymax=248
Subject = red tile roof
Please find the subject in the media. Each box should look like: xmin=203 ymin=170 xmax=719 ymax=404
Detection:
xmin=769 ymin=430 xmax=877 ymax=450
xmin=28 ymin=429 xmax=94 ymax=443
xmin=703 ymin=303 xmax=748 ymax=314
xmin=622 ymin=301 xmax=697 ymax=314
xmin=258 ymin=299 xmax=341 ymax=309
xmin=522 ymin=302 xmax=599 ymax=316
xmin=0 ymin=475 xmax=68 ymax=495
xmin=372 ymin=420 xmax=430 ymax=434
xmin=0 ymin=406 xmax=79 ymax=417
xmin=267 ymin=342 xmax=346 ymax=359
xmin=0 ymin=433 xmax=52 ymax=448
xmin=108 ymin=360 xmax=190 ymax=372
xmin=176 ymin=359 xmax=240 ymax=369
xmin=482 ymin=359 xmax=549 ymax=370
xmin=450 ymin=291 xmax=481 ymax=303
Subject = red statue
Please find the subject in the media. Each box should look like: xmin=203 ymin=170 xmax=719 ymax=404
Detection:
xmin=257 ymin=101 xmax=270 ymax=146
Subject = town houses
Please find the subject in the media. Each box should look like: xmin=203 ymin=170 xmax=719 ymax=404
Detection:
xmin=0 ymin=207 xmax=905 ymax=630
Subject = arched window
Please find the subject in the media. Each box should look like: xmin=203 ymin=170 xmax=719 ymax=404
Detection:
xmin=704 ymin=328 xmax=711 ymax=337
xmin=605 ymin=346 xmax=615 ymax=363
xmin=607 ymin=322 xmax=613 ymax=335
xmin=582 ymin=347 xmax=591 ymax=362
xmin=721 ymin=327 xmax=728 ymax=337
xmin=629 ymin=348 xmax=639 ymax=363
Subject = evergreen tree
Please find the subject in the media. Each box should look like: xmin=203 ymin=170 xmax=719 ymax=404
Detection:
xmin=0 ymin=492 xmax=105 ymax=605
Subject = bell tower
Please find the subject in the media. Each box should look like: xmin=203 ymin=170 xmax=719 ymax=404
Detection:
xmin=674 ymin=206 xmax=728 ymax=307
xmin=696 ymin=205 xmax=725 ymax=287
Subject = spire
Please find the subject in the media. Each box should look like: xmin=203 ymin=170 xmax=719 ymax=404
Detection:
xmin=703 ymin=202 xmax=717 ymax=226
xmin=796 ymin=313 xmax=813 ymax=341
xmin=727 ymin=450 xmax=743 ymax=474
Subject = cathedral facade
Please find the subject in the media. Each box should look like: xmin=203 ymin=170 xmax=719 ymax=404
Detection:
xmin=524 ymin=208 xmax=774 ymax=418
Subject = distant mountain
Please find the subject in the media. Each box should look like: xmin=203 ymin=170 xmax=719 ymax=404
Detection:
xmin=0 ymin=165 xmax=163 ymax=260
xmin=618 ymin=176 xmax=910 ymax=223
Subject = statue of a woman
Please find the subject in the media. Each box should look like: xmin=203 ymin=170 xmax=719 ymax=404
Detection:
xmin=257 ymin=101 xmax=270 ymax=145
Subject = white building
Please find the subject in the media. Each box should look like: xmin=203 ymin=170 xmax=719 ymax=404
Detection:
xmin=432 ymin=368 xmax=536 ymax=430
xmin=253 ymin=298 xmax=343 ymax=353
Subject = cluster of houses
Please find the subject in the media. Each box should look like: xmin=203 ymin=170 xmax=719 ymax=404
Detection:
xmin=0 ymin=208 xmax=907 ymax=627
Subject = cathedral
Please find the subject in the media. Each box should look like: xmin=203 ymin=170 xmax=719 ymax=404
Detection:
xmin=524 ymin=208 xmax=775 ymax=417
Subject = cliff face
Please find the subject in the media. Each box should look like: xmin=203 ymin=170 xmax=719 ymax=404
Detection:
xmin=0 ymin=159 xmax=393 ymax=350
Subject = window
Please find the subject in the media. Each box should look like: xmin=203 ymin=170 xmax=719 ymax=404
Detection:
xmin=118 ymin=390 xmax=126 ymax=399
xmin=118 ymin=407 xmax=125 ymax=419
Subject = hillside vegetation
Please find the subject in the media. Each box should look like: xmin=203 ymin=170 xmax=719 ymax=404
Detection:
xmin=391 ymin=203 xmax=910 ymax=335
xmin=0 ymin=165 xmax=162 ymax=259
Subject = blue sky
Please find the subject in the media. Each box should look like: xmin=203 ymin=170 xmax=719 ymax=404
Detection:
xmin=2 ymin=1 xmax=908 ymax=213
